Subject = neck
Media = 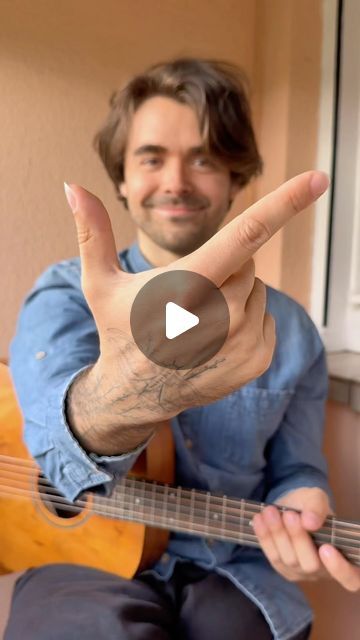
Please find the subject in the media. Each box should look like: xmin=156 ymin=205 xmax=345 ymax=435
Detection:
xmin=137 ymin=230 xmax=183 ymax=267
xmin=92 ymin=477 xmax=360 ymax=567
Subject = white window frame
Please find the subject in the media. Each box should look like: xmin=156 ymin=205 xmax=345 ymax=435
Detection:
xmin=311 ymin=0 xmax=360 ymax=353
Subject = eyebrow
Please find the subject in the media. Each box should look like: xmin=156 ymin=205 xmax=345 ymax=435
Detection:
xmin=133 ymin=144 xmax=207 ymax=156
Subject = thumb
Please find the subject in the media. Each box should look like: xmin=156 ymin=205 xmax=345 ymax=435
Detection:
xmin=300 ymin=488 xmax=330 ymax=531
xmin=64 ymin=183 xmax=123 ymax=287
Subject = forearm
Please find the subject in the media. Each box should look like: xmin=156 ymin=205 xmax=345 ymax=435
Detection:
xmin=65 ymin=363 xmax=158 ymax=455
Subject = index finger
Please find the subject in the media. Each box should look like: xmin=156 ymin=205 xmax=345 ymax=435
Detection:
xmin=179 ymin=170 xmax=329 ymax=286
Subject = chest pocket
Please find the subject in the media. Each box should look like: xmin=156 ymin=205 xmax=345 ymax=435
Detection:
xmin=195 ymin=387 xmax=294 ymax=472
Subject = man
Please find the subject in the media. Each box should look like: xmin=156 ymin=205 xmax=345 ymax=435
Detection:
xmin=6 ymin=58 xmax=359 ymax=640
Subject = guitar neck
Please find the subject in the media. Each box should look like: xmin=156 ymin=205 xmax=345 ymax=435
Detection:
xmin=0 ymin=453 xmax=359 ymax=568
xmin=94 ymin=477 xmax=360 ymax=567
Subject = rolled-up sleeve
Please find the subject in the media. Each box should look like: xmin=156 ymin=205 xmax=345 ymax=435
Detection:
xmin=9 ymin=259 xmax=149 ymax=501
xmin=264 ymin=344 xmax=333 ymax=507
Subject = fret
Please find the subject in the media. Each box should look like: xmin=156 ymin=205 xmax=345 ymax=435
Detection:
xmin=111 ymin=480 xmax=117 ymax=519
xmin=117 ymin=480 xmax=126 ymax=519
xmin=189 ymin=489 xmax=195 ymax=530
xmin=205 ymin=491 xmax=210 ymax=536
xmin=331 ymin=517 xmax=335 ymax=546
xmin=211 ymin=493 xmax=220 ymax=526
xmin=175 ymin=486 xmax=181 ymax=528
xmin=139 ymin=480 xmax=145 ymax=522
xmin=239 ymin=499 xmax=245 ymax=543
xmin=128 ymin=477 xmax=135 ymax=521
xmin=162 ymin=484 xmax=169 ymax=526
xmin=221 ymin=495 xmax=227 ymax=539
xmin=168 ymin=488 xmax=176 ymax=525
xmin=150 ymin=482 xmax=156 ymax=526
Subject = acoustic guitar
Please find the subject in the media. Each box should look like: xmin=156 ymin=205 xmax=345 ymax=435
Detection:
xmin=0 ymin=364 xmax=359 ymax=578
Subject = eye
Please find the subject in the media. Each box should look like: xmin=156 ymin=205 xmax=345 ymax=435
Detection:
xmin=141 ymin=156 xmax=161 ymax=167
xmin=193 ymin=157 xmax=208 ymax=166
xmin=193 ymin=156 xmax=216 ymax=168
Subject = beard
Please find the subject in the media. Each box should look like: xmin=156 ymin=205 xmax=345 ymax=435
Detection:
xmin=134 ymin=210 xmax=223 ymax=257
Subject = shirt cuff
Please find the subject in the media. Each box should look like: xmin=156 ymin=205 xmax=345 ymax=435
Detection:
xmin=46 ymin=366 xmax=153 ymax=501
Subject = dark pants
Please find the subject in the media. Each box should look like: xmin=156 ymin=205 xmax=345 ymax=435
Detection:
xmin=5 ymin=562 xmax=311 ymax=640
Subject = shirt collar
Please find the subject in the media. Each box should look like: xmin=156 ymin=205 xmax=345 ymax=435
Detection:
xmin=125 ymin=242 xmax=153 ymax=272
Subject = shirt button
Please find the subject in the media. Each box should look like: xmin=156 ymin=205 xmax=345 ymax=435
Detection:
xmin=185 ymin=438 xmax=193 ymax=449
xmin=207 ymin=538 xmax=215 ymax=547
xmin=35 ymin=351 xmax=47 ymax=360
xmin=161 ymin=552 xmax=170 ymax=564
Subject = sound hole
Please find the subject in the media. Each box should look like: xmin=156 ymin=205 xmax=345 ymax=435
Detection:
xmin=37 ymin=473 xmax=84 ymax=519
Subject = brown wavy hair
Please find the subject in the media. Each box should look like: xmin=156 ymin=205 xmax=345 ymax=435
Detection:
xmin=94 ymin=57 xmax=263 ymax=207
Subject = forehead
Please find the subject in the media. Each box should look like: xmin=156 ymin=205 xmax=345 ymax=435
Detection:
xmin=125 ymin=96 xmax=203 ymax=151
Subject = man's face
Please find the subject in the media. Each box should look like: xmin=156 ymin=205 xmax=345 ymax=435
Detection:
xmin=119 ymin=96 xmax=239 ymax=258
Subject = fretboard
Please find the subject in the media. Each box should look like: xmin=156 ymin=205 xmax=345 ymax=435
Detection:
xmin=93 ymin=477 xmax=360 ymax=567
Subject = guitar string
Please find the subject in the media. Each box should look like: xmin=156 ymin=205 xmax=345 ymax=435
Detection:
xmin=0 ymin=482 xmax=359 ymax=565
xmin=112 ymin=481 xmax=360 ymax=545
xmin=1 ymin=458 xmax=360 ymax=543
xmin=0 ymin=482 xmax=266 ymax=546
xmin=1 ymin=461 xmax=360 ymax=548
xmin=1 ymin=455 xmax=360 ymax=535
xmin=0 ymin=485 xmax=261 ymax=553
xmin=0 ymin=472 xmax=359 ymax=559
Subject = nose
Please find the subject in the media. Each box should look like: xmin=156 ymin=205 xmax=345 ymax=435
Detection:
xmin=161 ymin=159 xmax=192 ymax=196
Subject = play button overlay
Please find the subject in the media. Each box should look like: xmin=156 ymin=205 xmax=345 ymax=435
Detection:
xmin=130 ymin=270 xmax=230 ymax=370
xmin=165 ymin=302 xmax=199 ymax=339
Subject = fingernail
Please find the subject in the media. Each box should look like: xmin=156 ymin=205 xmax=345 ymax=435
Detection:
xmin=285 ymin=510 xmax=298 ymax=525
xmin=64 ymin=182 xmax=77 ymax=213
xmin=310 ymin=171 xmax=330 ymax=198
xmin=320 ymin=545 xmax=333 ymax=558
xmin=305 ymin=511 xmax=322 ymax=529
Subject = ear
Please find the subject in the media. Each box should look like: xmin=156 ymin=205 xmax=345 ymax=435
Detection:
xmin=230 ymin=180 xmax=241 ymax=201
xmin=119 ymin=182 xmax=128 ymax=199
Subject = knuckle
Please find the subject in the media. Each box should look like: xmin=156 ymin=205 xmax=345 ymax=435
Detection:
xmin=77 ymin=226 xmax=92 ymax=245
xmin=268 ymin=552 xmax=281 ymax=565
xmin=287 ymin=574 xmax=299 ymax=582
xmin=254 ymin=276 xmax=266 ymax=293
xmin=253 ymin=343 xmax=274 ymax=377
xmin=272 ymin=559 xmax=288 ymax=575
xmin=236 ymin=217 xmax=271 ymax=252
xmin=287 ymin=559 xmax=300 ymax=569
xmin=303 ymin=562 xmax=320 ymax=575
xmin=250 ymin=277 xmax=267 ymax=307
xmin=245 ymin=329 xmax=259 ymax=353
xmin=348 ymin=581 xmax=360 ymax=593
xmin=242 ymin=258 xmax=256 ymax=280
xmin=286 ymin=187 xmax=304 ymax=215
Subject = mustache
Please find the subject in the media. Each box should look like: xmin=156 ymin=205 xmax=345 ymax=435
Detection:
xmin=144 ymin=195 xmax=208 ymax=210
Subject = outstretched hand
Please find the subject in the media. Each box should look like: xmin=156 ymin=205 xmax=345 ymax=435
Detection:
xmin=64 ymin=171 xmax=329 ymax=426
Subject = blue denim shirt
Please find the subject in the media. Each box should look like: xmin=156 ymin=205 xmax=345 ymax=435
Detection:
xmin=9 ymin=242 xmax=331 ymax=640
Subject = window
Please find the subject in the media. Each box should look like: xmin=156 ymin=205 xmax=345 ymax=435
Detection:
xmin=311 ymin=0 xmax=360 ymax=352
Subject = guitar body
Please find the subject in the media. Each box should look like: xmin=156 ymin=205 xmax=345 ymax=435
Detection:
xmin=0 ymin=364 xmax=174 ymax=578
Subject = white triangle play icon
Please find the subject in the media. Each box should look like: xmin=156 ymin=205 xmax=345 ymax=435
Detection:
xmin=165 ymin=302 xmax=199 ymax=340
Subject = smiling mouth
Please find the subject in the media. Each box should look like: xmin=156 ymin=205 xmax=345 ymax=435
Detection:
xmin=153 ymin=207 xmax=204 ymax=218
